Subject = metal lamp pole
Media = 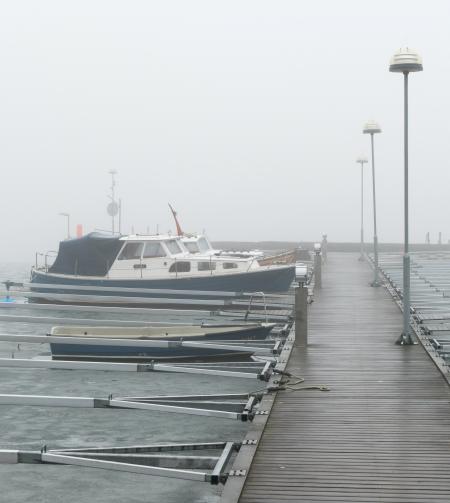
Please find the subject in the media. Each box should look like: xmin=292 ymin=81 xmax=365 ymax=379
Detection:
xmin=363 ymin=121 xmax=381 ymax=286
xmin=356 ymin=156 xmax=368 ymax=261
xmin=390 ymin=47 xmax=423 ymax=345
xmin=58 ymin=212 xmax=70 ymax=240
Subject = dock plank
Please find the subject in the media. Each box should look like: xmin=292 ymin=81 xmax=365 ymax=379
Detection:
xmin=238 ymin=253 xmax=450 ymax=502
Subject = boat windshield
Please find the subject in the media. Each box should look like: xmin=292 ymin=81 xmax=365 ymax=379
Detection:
xmin=198 ymin=237 xmax=212 ymax=252
xmin=185 ymin=242 xmax=200 ymax=254
xmin=165 ymin=239 xmax=183 ymax=255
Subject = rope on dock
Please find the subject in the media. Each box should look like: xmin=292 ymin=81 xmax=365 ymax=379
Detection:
xmin=249 ymin=368 xmax=330 ymax=395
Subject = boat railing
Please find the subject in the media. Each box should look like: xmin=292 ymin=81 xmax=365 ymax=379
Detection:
xmin=244 ymin=291 xmax=268 ymax=323
xmin=33 ymin=251 xmax=58 ymax=273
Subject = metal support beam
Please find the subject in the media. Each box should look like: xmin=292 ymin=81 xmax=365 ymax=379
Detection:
xmin=0 ymin=442 xmax=240 ymax=485
xmin=0 ymin=392 xmax=263 ymax=420
xmin=0 ymin=300 xmax=215 ymax=319
xmin=0 ymin=357 xmax=269 ymax=379
xmin=4 ymin=291 xmax=228 ymax=307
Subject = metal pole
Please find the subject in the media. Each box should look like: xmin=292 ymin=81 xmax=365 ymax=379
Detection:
xmin=294 ymin=285 xmax=308 ymax=346
xmin=404 ymin=73 xmax=409 ymax=255
xmin=59 ymin=213 xmax=70 ymax=240
xmin=401 ymin=71 xmax=413 ymax=344
xmin=370 ymin=134 xmax=380 ymax=286
xmin=359 ymin=161 xmax=364 ymax=261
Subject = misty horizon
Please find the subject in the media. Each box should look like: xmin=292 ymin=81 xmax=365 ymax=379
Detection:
xmin=1 ymin=1 xmax=449 ymax=262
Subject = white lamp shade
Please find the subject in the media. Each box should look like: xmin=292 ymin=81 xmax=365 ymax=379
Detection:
xmin=363 ymin=120 xmax=382 ymax=134
xmin=356 ymin=156 xmax=368 ymax=164
xmin=389 ymin=47 xmax=423 ymax=73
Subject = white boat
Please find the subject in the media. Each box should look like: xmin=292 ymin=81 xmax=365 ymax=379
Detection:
xmin=30 ymin=233 xmax=295 ymax=304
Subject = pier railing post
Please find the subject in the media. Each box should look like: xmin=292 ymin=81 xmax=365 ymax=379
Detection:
xmin=321 ymin=234 xmax=328 ymax=263
xmin=314 ymin=245 xmax=322 ymax=289
xmin=295 ymin=284 xmax=308 ymax=346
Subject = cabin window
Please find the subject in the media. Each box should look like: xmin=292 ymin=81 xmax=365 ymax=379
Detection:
xmin=198 ymin=261 xmax=216 ymax=271
xmin=169 ymin=261 xmax=191 ymax=273
xmin=223 ymin=262 xmax=238 ymax=269
xmin=198 ymin=237 xmax=211 ymax=252
xmin=185 ymin=242 xmax=200 ymax=254
xmin=166 ymin=240 xmax=182 ymax=255
xmin=143 ymin=242 xmax=166 ymax=258
xmin=118 ymin=242 xmax=144 ymax=260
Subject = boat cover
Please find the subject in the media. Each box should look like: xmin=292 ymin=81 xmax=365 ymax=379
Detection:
xmin=48 ymin=233 xmax=123 ymax=276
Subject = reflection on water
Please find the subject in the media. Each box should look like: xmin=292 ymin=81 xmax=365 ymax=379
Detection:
xmin=0 ymin=264 xmax=253 ymax=503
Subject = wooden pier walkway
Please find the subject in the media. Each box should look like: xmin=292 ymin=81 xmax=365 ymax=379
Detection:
xmin=239 ymin=253 xmax=450 ymax=502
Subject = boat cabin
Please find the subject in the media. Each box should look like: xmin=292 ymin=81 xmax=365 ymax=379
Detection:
xmin=110 ymin=235 xmax=257 ymax=279
xmin=42 ymin=232 xmax=260 ymax=280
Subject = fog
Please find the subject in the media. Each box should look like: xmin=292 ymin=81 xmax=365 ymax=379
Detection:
xmin=0 ymin=0 xmax=449 ymax=261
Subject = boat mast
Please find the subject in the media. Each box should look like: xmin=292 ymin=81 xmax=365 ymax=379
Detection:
xmin=168 ymin=203 xmax=184 ymax=236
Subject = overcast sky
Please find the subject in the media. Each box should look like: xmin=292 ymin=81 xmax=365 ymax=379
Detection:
xmin=0 ymin=1 xmax=449 ymax=261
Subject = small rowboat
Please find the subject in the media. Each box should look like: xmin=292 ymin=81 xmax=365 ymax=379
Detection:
xmin=49 ymin=323 xmax=275 ymax=362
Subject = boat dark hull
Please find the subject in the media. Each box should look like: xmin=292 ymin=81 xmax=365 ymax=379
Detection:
xmin=49 ymin=342 xmax=253 ymax=362
xmin=30 ymin=266 xmax=295 ymax=304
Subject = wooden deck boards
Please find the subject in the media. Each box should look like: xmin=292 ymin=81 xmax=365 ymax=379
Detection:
xmin=239 ymin=253 xmax=450 ymax=502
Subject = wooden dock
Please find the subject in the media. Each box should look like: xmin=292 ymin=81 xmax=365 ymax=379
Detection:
xmin=236 ymin=253 xmax=450 ymax=502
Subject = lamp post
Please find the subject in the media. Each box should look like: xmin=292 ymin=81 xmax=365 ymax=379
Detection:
xmin=356 ymin=156 xmax=368 ymax=261
xmin=363 ymin=121 xmax=382 ymax=286
xmin=58 ymin=212 xmax=70 ymax=240
xmin=389 ymin=47 xmax=423 ymax=345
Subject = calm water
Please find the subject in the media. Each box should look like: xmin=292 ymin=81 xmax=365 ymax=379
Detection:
xmin=0 ymin=264 xmax=255 ymax=503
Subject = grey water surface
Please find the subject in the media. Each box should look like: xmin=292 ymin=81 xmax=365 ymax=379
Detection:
xmin=0 ymin=264 xmax=255 ymax=503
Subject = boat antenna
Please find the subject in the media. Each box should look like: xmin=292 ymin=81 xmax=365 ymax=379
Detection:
xmin=118 ymin=198 xmax=122 ymax=234
xmin=168 ymin=203 xmax=184 ymax=236
xmin=107 ymin=170 xmax=119 ymax=235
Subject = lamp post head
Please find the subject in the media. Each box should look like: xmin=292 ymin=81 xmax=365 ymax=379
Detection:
xmin=363 ymin=120 xmax=381 ymax=135
xmin=356 ymin=155 xmax=368 ymax=164
xmin=389 ymin=47 xmax=423 ymax=73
